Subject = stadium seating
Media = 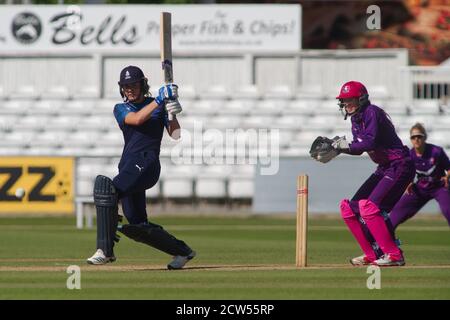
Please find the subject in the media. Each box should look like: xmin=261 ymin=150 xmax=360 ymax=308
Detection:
xmin=12 ymin=85 xmax=40 ymax=99
xmin=1 ymin=88 xmax=448 ymax=203
xmin=42 ymin=85 xmax=71 ymax=100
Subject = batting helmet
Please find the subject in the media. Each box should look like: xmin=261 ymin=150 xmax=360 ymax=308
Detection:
xmin=118 ymin=65 xmax=145 ymax=85
xmin=118 ymin=65 xmax=150 ymax=101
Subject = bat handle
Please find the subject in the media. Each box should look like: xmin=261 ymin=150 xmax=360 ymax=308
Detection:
xmin=168 ymin=113 xmax=173 ymax=121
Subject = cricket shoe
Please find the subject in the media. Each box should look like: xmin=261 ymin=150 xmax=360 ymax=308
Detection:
xmin=350 ymin=254 xmax=375 ymax=266
xmin=167 ymin=250 xmax=196 ymax=270
xmin=86 ymin=249 xmax=116 ymax=265
xmin=372 ymin=254 xmax=405 ymax=267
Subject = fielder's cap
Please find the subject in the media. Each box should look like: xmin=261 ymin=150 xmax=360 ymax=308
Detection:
xmin=118 ymin=65 xmax=145 ymax=85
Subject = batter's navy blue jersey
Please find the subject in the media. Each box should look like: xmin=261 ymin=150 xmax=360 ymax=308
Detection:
xmin=113 ymin=97 xmax=168 ymax=158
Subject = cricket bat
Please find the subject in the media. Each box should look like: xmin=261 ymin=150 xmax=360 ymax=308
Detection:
xmin=160 ymin=12 xmax=174 ymax=121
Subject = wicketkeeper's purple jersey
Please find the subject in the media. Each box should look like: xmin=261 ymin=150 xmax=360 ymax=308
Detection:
xmin=348 ymin=104 xmax=409 ymax=165
xmin=411 ymin=143 xmax=450 ymax=190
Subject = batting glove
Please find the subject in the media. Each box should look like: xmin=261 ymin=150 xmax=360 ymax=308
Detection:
xmin=155 ymin=84 xmax=178 ymax=105
xmin=165 ymin=99 xmax=182 ymax=115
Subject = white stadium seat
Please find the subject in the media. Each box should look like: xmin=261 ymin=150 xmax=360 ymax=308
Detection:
xmin=161 ymin=165 xmax=199 ymax=198
xmin=77 ymin=179 xmax=94 ymax=196
xmin=96 ymin=99 xmax=117 ymax=112
xmin=76 ymin=115 xmax=116 ymax=131
xmin=53 ymin=146 xmax=91 ymax=156
xmin=427 ymin=131 xmax=449 ymax=148
xmin=234 ymin=84 xmax=261 ymax=100
xmin=196 ymin=178 xmax=227 ymax=198
xmin=294 ymin=84 xmax=324 ymax=100
xmin=302 ymin=115 xmax=340 ymax=131
xmin=205 ymin=115 xmax=243 ymax=129
xmin=33 ymin=129 xmax=69 ymax=147
xmin=162 ymin=178 xmax=194 ymax=198
xmin=65 ymin=100 xmax=95 ymax=115
xmin=2 ymin=100 xmax=32 ymax=116
xmin=327 ymin=85 xmax=343 ymax=99
xmin=14 ymin=115 xmax=50 ymax=130
xmin=273 ymin=115 xmax=307 ymax=129
xmin=195 ymin=165 xmax=232 ymax=198
xmin=42 ymin=85 xmax=70 ymax=100
xmin=48 ymin=115 xmax=84 ymax=130
xmin=2 ymin=129 xmax=36 ymax=147
xmin=179 ymin=85 xmax=197 ymax=99
xmin=177 ymin=115 xmax=208 ymax=130
xmin=145 ymin=182 xmax=161 ymax=199
xmin=410 ymin=100 xmax=440 ymax=115
xmin=329 ymin=129 xmax=353 ymax=140
xmin=396 ymin=129 xmax=411 ymax=143
xmin=398 ymin=115 xmax=436 ymax=131
xmin=0 ymin=147 xmax=24 ymax=155
xmin=218 ymin=99 xmax=255 ymax=116
xmin=320 ymin=100 xmax=341 ymax=116
xmin=434 ymin=116 xmax=450 ymax=130
xmin=22 ymin=146 xmax=58 ymax=156
xmin=282 ymin=100 xmax=318 ymax=116
xmin=0 ymin=115 xmax=18 ymax=132
xmin=263 ymin=85 xmax=293 ymax=99
xmin=65 ymin=130 xmax=100 ymax=147
xmin=389 ymin=114 xmax=404 ymax=130
xmin=368 ymin=85 xmax=390 ymax=99
xmin=231 ymin=164 xmax=255 ymax=177
xmin=160 ymin=164 xmax=200 ymax=178
xmin=186 ymin=99 xmax=222 ymax=116
xmin=290 ymin=130 xmax=326 ymax=148
xmin=228 ymin=177 xmax=253 ymax=198
xmin=383 ymin=100 xmax=407 ymax=116
xmin=96 ymin=130 xmax=123 ymax=147
xmin=12 ymin=85 xmax=40 ymax=99
xmin=277 ymin=129 xmax=296 ymax=148
xmin=241 ymin=116 xmax=273 ymax=129
xmin=75 ymin=86 xmax=100 ymax=99
xmin=249 ymin=99 xmax=284 ymax=116
xmin=27 ymin=100 xmax=61 ymax=116
xmin=88 ymin=146 xmax=123 ymax=157
xmin=203 ymin=85 xmax=229 ymax=100
xmin=280 ymin=146 xmax=310 ymax=156
xmin=0 ymin=86 xmax=8 ymax=100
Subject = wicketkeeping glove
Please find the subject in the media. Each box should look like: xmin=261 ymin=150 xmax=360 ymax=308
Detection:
xmin=310 ymin=136 xmax=339 ymax=163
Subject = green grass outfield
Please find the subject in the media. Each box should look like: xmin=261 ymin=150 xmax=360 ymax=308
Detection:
xmin=0 ymin=215 xmax=449 ymax=299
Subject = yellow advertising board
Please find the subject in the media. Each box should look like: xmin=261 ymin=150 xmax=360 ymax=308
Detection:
xmin=0 ymin=157 xmax=74 ymax=214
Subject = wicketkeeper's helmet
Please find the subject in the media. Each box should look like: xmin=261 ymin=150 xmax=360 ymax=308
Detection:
xmin=336 ymin=81 xmax=370 ymax=119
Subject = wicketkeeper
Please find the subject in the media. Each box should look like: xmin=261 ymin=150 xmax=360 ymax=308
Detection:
xmin=310 ymin=81 xmax=415 ymax=266
xmin=86 ymin=65 xmax=196 ymax=270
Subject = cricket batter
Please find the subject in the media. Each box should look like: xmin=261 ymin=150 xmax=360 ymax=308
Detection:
xmin=310 ymin=81 xmax=415 ymax=266
xmin=389 ymin=123 xmax=450 ymax=228
xmin=87 ymin=65 xmax=196 ymax=269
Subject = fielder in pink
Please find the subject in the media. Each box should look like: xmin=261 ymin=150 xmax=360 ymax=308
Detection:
xmin=334 ymin=81 xmax=415 ymax=266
